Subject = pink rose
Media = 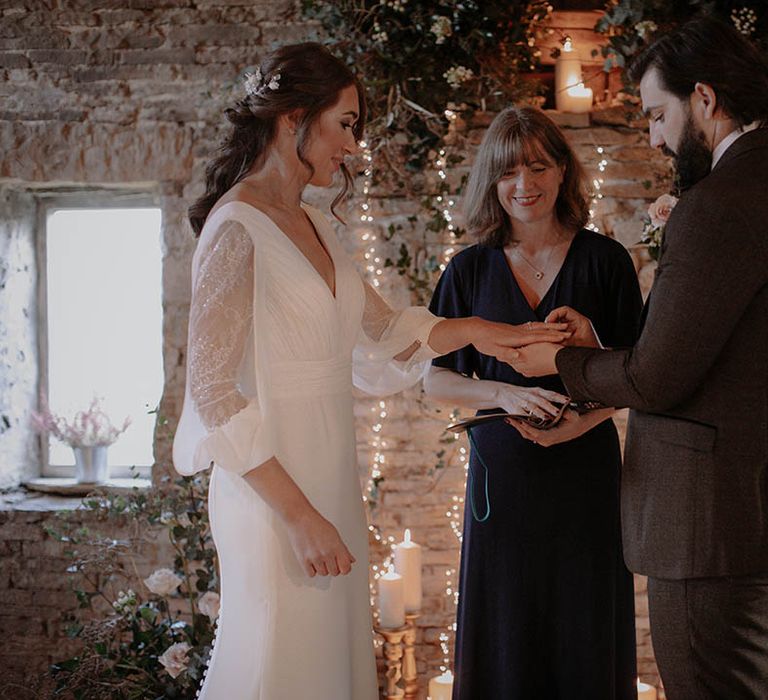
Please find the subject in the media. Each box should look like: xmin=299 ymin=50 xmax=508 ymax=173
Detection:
xmin=158 ymin=642 xmax=191 ymax=678
xmin=647 ymin=194 xmax=678 ymax=228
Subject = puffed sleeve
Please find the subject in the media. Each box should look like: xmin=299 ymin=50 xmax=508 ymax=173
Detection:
xmin=172 ymin=218 xmax=276 ymax=476
xmin=352 ymin=280 xmax=443 ymax=396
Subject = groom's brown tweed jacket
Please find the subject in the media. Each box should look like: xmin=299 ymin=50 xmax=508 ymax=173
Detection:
xmin=557 ymin=128 xmax=768 ymax=579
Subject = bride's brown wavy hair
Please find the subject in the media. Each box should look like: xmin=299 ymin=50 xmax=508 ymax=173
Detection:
xmin=189 ymin=42 xmax=367 ymax=236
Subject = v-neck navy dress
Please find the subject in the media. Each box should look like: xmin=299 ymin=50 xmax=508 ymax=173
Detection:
xmin=429 ymin=230 xmax=642 ymax=700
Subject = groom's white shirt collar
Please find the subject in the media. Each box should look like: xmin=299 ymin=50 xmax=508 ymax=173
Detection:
xmin=712 ymin=121 xmax=760 ymax=169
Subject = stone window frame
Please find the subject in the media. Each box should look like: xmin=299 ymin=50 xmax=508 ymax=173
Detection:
xmin=34 ymin=186 xmax=160 ymax=481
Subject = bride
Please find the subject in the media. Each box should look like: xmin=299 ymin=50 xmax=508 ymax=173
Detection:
xmin=172 ymin=42 xmax=569 ymax=699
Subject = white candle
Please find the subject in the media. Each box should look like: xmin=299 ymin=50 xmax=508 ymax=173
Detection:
xmin=554 ymin=36 xmax=583 ymax=112
xmin=565 ymin=82 xmax=593 ymax=114
xmin=428 ymin=670 xmax=454 ymax=700
xmin=378 ymin=564 xmax=405 ymax=628
xmin=637 ymin=679 xmax=657 ymax=700
xmin=394 ymin=528 xmax=422 ymax=613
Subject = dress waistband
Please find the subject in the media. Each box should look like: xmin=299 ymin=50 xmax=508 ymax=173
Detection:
xmin=269 ymin=357 xmax=353 ymax=399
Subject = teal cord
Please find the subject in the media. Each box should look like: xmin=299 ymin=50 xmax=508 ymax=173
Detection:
xmin=466 ymin=427 xmax=491 ymax=522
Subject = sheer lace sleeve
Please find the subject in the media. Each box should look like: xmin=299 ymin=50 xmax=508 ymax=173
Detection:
xmin=352 ymin=280 xmax=443 ymax=396
xmin=188 ymin=220 xmax=252 ymax=430
xmin=173 ymin=218 xmax=276 ymax=476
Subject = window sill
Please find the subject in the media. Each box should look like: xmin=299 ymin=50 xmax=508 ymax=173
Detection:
xmin=26 ymin=476 xmax=151 ymax=496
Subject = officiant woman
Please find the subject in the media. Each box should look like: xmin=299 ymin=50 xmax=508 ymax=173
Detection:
xmin=425 ymin=106 xmax=642 ymax=699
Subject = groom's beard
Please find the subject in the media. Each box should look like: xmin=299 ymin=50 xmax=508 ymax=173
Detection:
xmin=668 ymin=113 xmax=713 ymax=191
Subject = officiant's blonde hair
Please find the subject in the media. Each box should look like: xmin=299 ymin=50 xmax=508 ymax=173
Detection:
xmin=463 ymin=106 xmax=589 ymax=248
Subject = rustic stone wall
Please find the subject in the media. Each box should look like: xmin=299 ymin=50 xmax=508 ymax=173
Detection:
xmin=0 ymin=188 xmax=39 ymax=490
xmin=1 ymin=2 xmax=670 ymax=696
xmin=0 ymin=491 xmax=178 ymax=697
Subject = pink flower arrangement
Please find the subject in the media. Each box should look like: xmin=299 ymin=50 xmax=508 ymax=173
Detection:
xmin=641 ymin=193 xmax=678 ymax=260
xmin=31 ymin=396 xmax=131 ymax=448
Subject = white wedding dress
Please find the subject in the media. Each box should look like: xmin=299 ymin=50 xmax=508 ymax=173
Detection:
xmin=173 ymin=201 xmax=440 ymax=699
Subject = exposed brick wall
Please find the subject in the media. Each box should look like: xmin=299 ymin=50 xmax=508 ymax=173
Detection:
xmin=1 ymin=2 xmax=670 ymax=695
xmin=0 ymin=495 xmax=178 ymax=697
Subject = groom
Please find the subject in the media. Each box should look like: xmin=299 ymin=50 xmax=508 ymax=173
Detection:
xmin=511 ymin=17 xmax=768 ymax=700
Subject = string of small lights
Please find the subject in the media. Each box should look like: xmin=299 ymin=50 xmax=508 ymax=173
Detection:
xmin=354 ymin=140 xmax=397 ymax=635
xmin=586 ymin=145 xmax=607 ymax=232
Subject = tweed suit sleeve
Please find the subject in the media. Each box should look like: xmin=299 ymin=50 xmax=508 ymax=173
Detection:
xmin=556 ymin=189 xmax=767 ymax=412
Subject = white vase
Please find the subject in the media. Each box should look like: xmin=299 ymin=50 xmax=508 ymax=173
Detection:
xmin=73 ymin=445 xmax=109 ymax=483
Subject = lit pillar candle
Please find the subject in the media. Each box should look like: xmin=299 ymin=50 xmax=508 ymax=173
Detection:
xmin=637 ymin=679 xmax=657 ymax=700
xmin=566 ymin=82 xmax=593 ymax=113
xmin=554 ymin=36 xmax=583 ymax=112
xmin=378 ymin=564 xmax=405 ymax=629
xmin=428 ymin=670 xmax=454 ymax=700
xmin=394 ymin=528 xmax=422 ymax=613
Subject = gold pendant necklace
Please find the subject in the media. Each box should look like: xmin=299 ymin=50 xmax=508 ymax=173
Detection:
xmin=511 ymin=243 xmax=556 ymax=281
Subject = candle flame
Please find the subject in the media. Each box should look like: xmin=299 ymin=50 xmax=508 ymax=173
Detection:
xmin=563 ymin=36 xmax=573 ymax=52
xmin=566 ymin=82 xmax=592 ymax=98
xmin=404 ymin=528 xmax=411 ymax=543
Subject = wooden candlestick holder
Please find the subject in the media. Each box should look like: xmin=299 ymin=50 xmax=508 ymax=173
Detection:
xmin=403 ymin=612 xmax=420 ymax=699
xmin=375 ymin=623 xmax=408 ymax=699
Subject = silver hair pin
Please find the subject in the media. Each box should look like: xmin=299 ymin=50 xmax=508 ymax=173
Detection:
xmin=244 ymin=68 xmax=281 ymax=98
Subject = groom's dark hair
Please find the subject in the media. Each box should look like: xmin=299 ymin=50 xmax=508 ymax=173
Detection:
xmin=629 ymin=15 xmax=768 ymax=128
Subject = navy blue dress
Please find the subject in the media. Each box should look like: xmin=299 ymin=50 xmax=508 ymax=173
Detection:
xmin=429 ymin=230 xmax=642 ymax=700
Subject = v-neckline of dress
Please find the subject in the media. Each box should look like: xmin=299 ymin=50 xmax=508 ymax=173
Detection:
xmin=217 ymin=200 xmax=339 ymax=302
xmin=500 ymin=230 xmax=581 ymax=317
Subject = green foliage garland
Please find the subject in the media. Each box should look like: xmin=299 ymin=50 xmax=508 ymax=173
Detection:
xmin=595 ymin=0 xmax=768 ymax=80
xmin=303 ymin=0 xmax=553 ymax=176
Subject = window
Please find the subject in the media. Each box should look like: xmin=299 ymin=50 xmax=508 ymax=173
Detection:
xmin=41 ymin=202 xmax=163 ymax=478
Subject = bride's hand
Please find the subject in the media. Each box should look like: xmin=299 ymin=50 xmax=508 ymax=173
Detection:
xmin=285 ymin=509 xmax=356 ymax=578
xmin=472 ymin=319 xmax=571 ymax=363
xmin=496 ymin=385 xmax=569 ymax=422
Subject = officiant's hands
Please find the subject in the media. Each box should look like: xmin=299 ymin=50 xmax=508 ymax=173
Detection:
xmin=507 ymin=407 xmax=613 ymax=446
xmin=286 ymin=509 xmax=356 ymax=578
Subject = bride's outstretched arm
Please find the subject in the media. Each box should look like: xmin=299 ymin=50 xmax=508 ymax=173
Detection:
xmin=360 ymin=281 xmax=570 ymax=364
xmin=423 ymin=316 xmax=571 ymax=364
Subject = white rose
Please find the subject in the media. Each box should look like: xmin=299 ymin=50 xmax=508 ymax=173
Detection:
xmin=158 ymin=642 xmax=191 ymax=679
xmin=144 ymin=568 xmax=183 ymax=597
xmin=198 ymin=591 xmax=221 ymax=621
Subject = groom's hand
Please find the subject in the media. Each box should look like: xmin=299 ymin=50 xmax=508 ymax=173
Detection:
xmin=545 ymin=306 xmax=602 ymax=348
xmin=509 ymin=342 xmax=562 ymax=377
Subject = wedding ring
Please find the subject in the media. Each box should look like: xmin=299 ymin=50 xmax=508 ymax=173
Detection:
xmin=526 ymin=321 xmax=532 ymax=329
